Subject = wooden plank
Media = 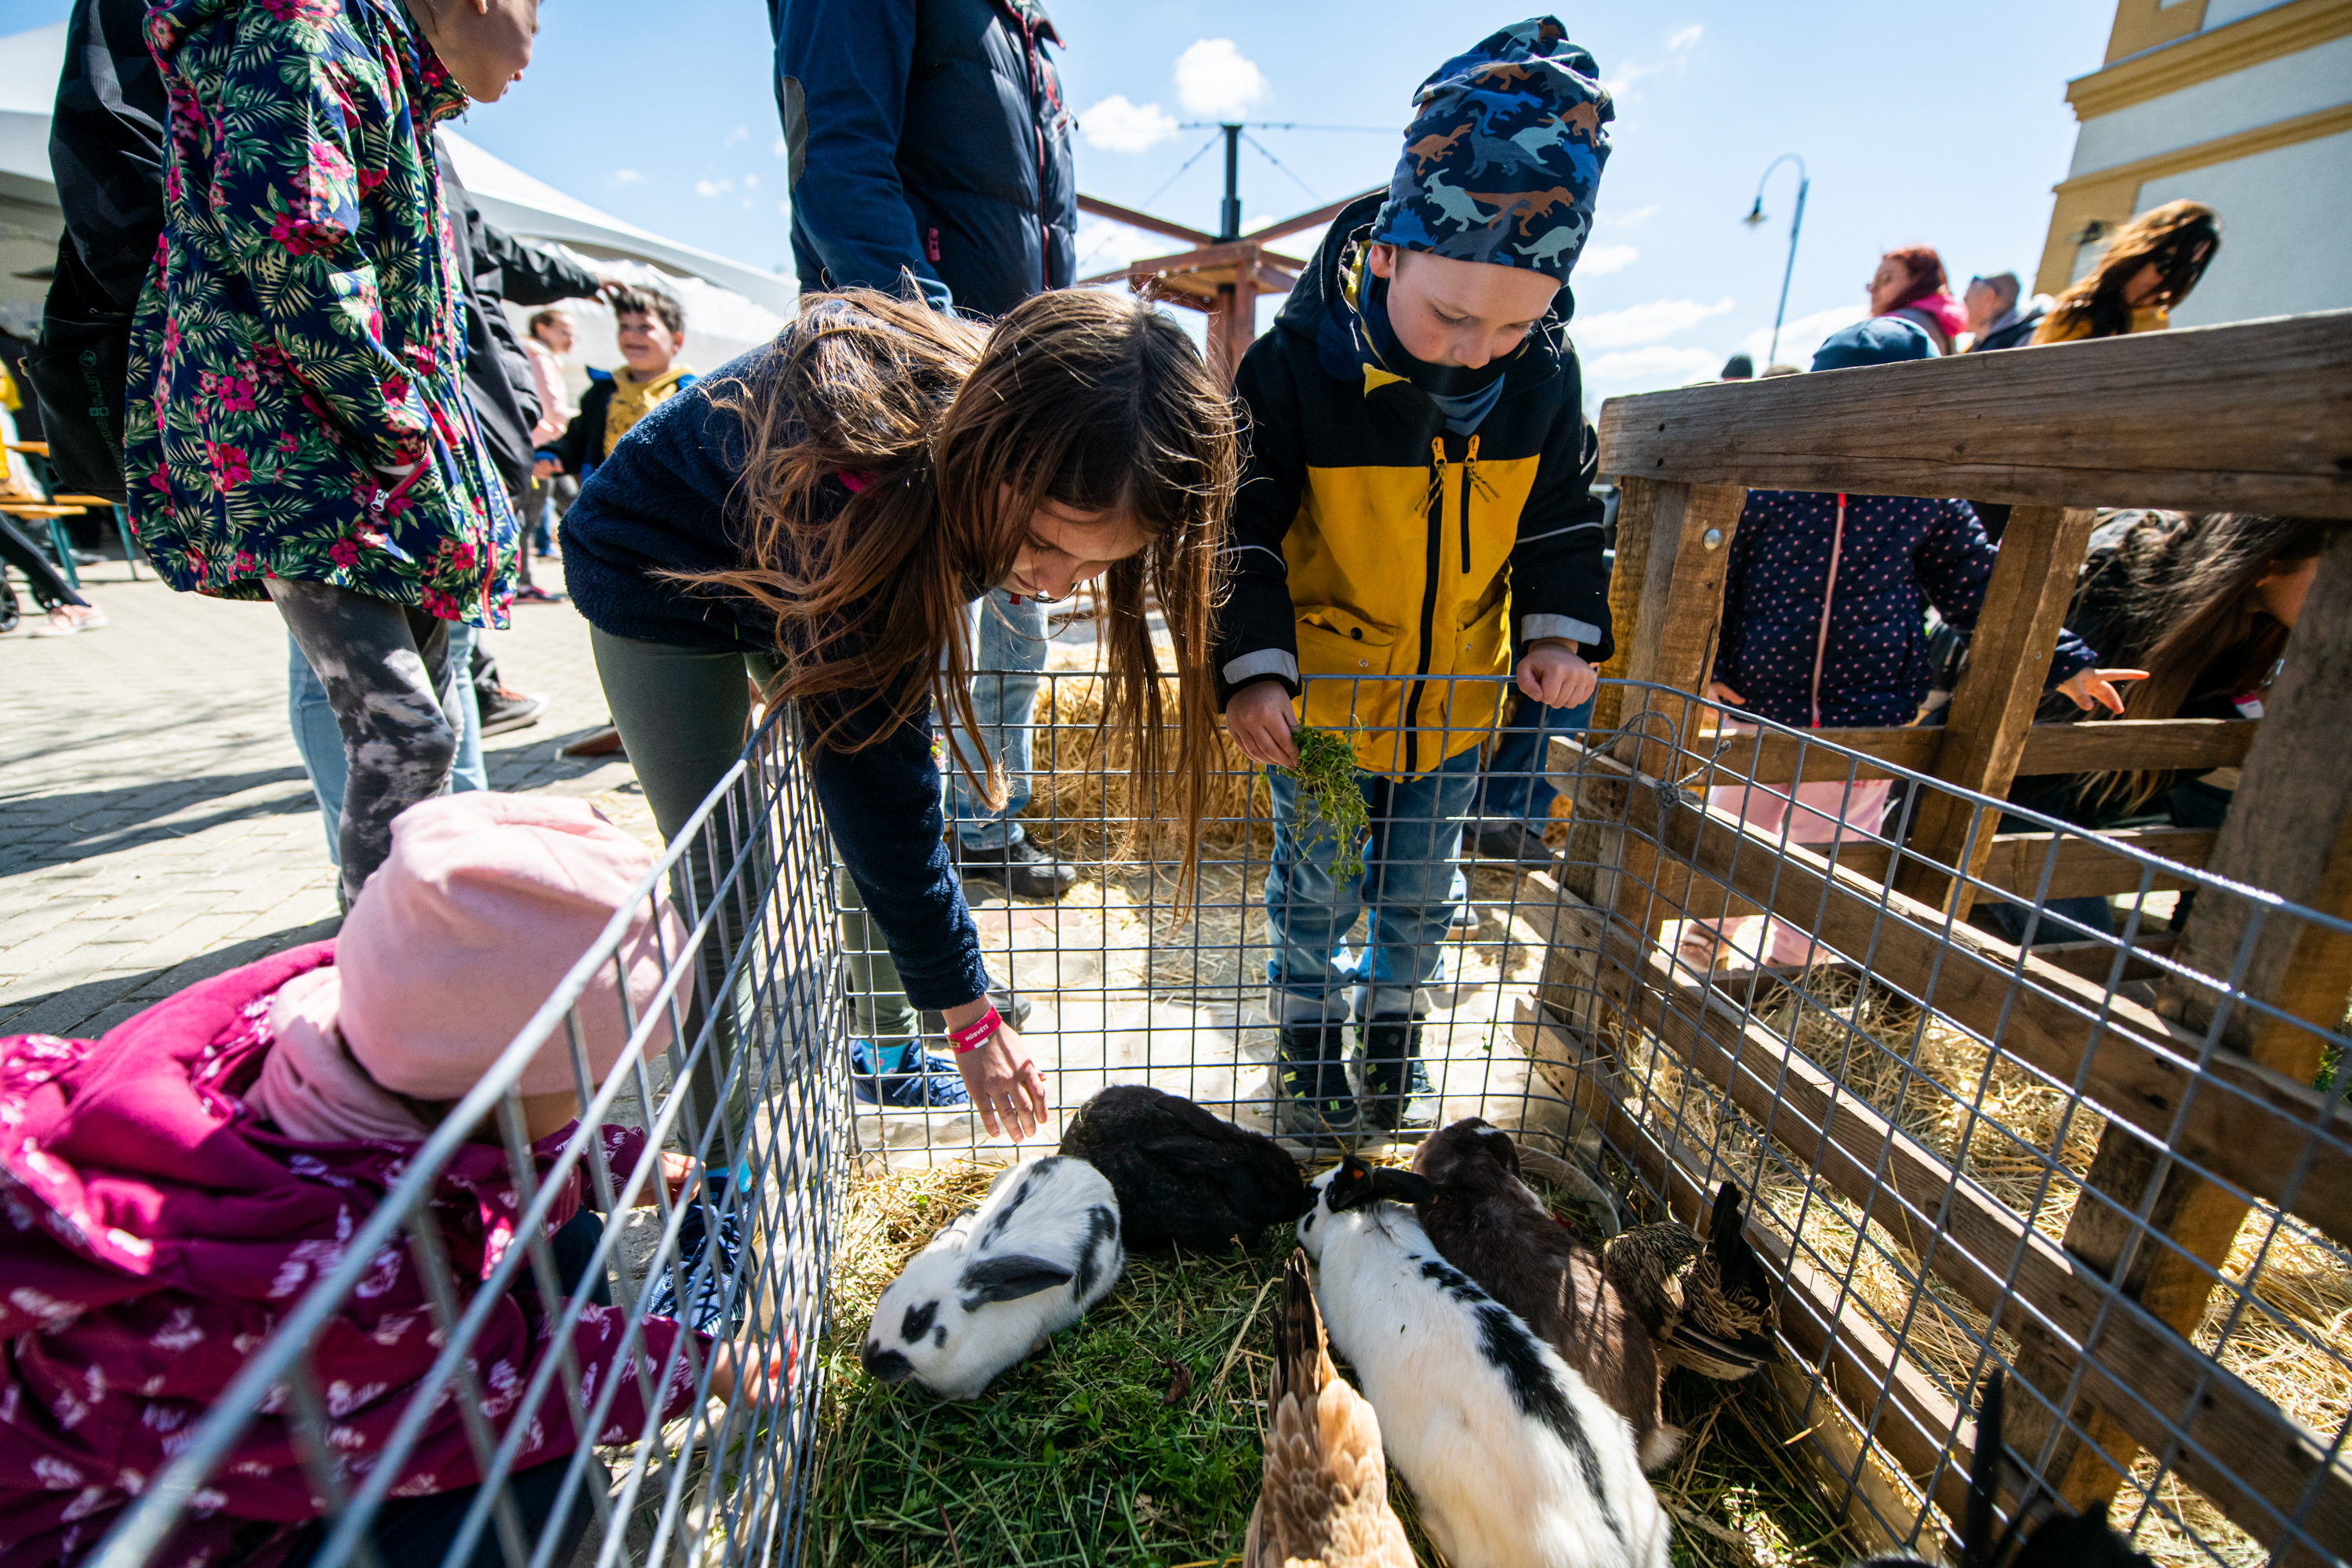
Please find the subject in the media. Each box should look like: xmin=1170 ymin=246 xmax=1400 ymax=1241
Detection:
xmin=1589 ymin=481 xmax=1663 ymax=737
xmin=1240 ymin=187 xmax=1386 ymax=243
xmin=1075 ymin=194 xmax=1215 ymax=247
xmin=2027 ymin=529 xmax=2352 ymax=1515
xmin=1689 ymin=718 xmax=2258 ymax=786
xmin=1552 ymin=735 xmax=2352 ymax=1250
xmin=1976 ymin=827 xmax=2212 ymax=899
xmin=1595 ymin=310 xmax=2352 ymax=518
xmin=2013 ymin=718 xmax=2259 ymax=777
xmin=2031 ymin=935 xmax=2176 ymax=985
xmin=1588 ymin=946 xmax=2352 ymax=1563
xmin=1894 ymin=507 xmax=2099 ymax=918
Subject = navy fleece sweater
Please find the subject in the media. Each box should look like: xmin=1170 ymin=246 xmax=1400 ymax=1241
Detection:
xmin=561 ymin=347 xmax=989 ymax=1011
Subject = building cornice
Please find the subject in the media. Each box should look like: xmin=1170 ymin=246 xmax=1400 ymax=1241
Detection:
xmin=2067 ymin=0 xmax=2352 ymax=121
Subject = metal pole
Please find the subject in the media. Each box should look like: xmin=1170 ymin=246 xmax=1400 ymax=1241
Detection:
xmin=1218 ymin=124 xmax=1242 ymax=242
xmin=1769 ymin=174 xmax=1808 ymax=367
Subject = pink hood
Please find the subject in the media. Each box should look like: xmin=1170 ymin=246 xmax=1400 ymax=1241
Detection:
xmin=0 ymin=943 xmax=701 ymax=1568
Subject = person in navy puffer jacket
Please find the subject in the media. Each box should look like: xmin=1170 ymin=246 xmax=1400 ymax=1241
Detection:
xmin=1693 ymin=318 xmax=2140 ymax=968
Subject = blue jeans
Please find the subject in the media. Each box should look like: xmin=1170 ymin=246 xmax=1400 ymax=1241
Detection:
xmin=946 ymin=589 xmax=1047 ymax=852
xmin=1265 ymin=744 xmax=1482 ymax=1025
xmin=1475 ymin=691 xmax=1595 ymax=825
xmin=289 ymin=626 xmax=485 ymax=866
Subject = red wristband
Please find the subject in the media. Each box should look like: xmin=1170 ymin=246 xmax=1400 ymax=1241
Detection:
xmin=947 ymin=1004 xmax=1002 ymax=1054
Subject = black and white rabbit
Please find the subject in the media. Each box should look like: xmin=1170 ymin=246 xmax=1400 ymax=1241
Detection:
xmin=1057 ymin=1084 xmax=1306 ymax=1251
xmin=1413 ymin=1118 xmax=1681 ymax=1472
xmin=1298 ymin=1156 xmax=1671 ymax=1568
xmin=860 ymin=1156 xmax=1124 ymax=1400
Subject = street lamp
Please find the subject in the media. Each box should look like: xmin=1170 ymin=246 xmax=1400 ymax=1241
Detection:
xmin=1743 ymin=154 xmax=1809 ymax=368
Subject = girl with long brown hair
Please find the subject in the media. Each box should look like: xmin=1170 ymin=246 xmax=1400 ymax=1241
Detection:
xmin=558 ymin=288 xmax=1239 ymax=1142
xmin=2034 ymin=199 xmax=2220 ymax=343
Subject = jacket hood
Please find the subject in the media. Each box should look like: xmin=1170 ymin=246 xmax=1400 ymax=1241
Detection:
xmin=1274 ymin=191 xmax=1573 ymax=394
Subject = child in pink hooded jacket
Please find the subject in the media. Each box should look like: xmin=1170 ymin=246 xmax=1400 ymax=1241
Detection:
xmin=0 ymin=793 xmax=784 ymax=1567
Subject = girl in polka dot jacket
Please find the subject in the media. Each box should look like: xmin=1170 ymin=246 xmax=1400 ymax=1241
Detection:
xmin=1693 ymin=320 xmax=2140 ymax=967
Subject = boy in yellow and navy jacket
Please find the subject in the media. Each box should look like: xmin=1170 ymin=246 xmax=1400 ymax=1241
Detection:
xmin=1218 ymin=16 xmax=1615 ymax=1138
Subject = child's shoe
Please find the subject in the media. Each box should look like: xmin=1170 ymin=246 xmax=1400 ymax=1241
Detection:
xmin=644 ymin=1171 xmax=746 ymax=1333
xmin=849 ymin=1040 xmax=972 ymax=1109
xmin=1358 ymin=1015 xmax=1437 ymax=1131
xmin=1274 ymin=1022 xmax=1359 ymax=1141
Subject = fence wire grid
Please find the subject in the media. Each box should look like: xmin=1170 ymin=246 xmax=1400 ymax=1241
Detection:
xmin=81 ymin=669 xmax=2350 ymax=1568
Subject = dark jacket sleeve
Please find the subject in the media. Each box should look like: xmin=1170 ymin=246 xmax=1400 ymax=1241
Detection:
xmin=772 ymin=0 xmax=951 ymax=310
xmin=486 ymin=224 xmax=603 ymax=308
xmin=1713 ymin=494 xmax=1763 ymax=694
xmin=1916 ymin=499 xmax=2097 ymax=685
xmin=46 ymin=0 xmax=168 ymax=314
xmin=1505 ymin=405 xmax=1615 ymax=664
xmin=1212 ymin=338 xmax=1311 ymax=705
xmin=805 ymin=690 xmax=990 ymax=1010
xmin=547 ymin=390 xmax=600 ymax=476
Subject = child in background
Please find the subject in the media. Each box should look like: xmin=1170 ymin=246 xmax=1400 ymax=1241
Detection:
xmin=0 ymin=793 xmax=785 ymax=1568
xmin=1220 ymin=16 xmax=1614 ymax=1138
xmin=1696 ymin=318 xmax=2142 ymax=970
xmin=538 ymin=286 xmax=695 ymax=488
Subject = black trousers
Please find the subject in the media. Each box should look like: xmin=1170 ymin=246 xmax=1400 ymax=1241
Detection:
xmin=0 ymin=514 xmax=88 ymax=612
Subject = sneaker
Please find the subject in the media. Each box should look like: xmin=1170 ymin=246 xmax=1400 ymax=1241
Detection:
xmin=849 ymin=1040 xmax=973 ymax=1109
xmin=644 ymin=1172 xmax=746 ymax=1333
xmin=479 ymin=686 xmax=550 ymax=735
xmin=955 ymin=835 xmax=1076 ymax=900
xmin=1358 ymin=1015 xmax=1438 ymax=1132
xmin=1274 ymin=1023 xmax=1359 ymax=1141
xmin=919 ymin=985 xmax=1033 ymax=1037
xmin=28 ymin=604 xmax=106 ymax=638
xmin=513 ymin=583 xmax=566 ymax=604
xmin=1470 ymin=821 xmax=1554 ymax=868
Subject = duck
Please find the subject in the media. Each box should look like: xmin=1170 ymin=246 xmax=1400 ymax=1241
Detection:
xmin=1243 ymin=1248 xmax=1415 ymax=1568
xmin=1601 ymin=1181 xmax=1780 ymax=1380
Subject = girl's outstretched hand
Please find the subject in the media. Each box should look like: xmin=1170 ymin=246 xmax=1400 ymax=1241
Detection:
xmin=2056 ymin=667 xmax=2149 ymax=716
xmin=942 ymin=1006 xmax=1049 ymax=1142
xmin=706 ymin=1336 xmax=796 ymax=1408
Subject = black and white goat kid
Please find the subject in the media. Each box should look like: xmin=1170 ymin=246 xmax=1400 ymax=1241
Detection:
xmin=861 ymin=1156 xmax=1123 ymax=1399
xmin=1298 ymin=1156 xmax=1670 ymax=1568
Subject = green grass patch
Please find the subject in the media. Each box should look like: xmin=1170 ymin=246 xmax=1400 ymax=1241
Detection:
xmin=809 ymin=1161 xmax=1866 ymax=1566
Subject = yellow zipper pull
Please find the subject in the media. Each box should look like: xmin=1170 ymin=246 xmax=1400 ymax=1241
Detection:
xmin=1424 ymin=437 xmax=1447 ymax=515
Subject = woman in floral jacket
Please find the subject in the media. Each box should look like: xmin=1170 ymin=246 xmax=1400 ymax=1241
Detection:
xmin=125 ymin=0 xmax=532 ymax=907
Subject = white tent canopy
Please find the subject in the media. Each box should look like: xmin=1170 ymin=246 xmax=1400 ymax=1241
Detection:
xmin=0 ymin=20 xmax=793 ymax=360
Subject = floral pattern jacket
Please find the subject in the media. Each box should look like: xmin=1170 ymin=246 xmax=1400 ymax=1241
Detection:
xmin=0 ymin=943 xmax=706 ymax=1568
xmin=125 ymin=0 xmax=516 ymax=627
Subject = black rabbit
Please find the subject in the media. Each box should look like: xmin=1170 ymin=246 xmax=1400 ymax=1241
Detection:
xmin=1057 ymin=1085 xmax=1305 ymax=1251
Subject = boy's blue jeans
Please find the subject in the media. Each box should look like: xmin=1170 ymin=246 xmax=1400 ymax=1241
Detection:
xmin=946 ymin=590 xmax=1047 ymax=852
xmin=1265 ymin=743 xmax=1482 ymax=1025
xmin=289 ymin=627 xmax=485 ymax=866
xmin=1475 ymin=691 xmax=1595 ymax=825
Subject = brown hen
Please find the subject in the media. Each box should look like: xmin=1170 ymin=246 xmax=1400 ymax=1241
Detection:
xmin=1243 ymin=1250 xmax=1415 ymax=1568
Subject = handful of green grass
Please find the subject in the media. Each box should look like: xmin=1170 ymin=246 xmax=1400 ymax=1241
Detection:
xmin=1282 ymin=725 xmax=1370 ymax=883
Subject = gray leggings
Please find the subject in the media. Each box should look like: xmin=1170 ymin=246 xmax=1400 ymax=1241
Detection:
xmin=269 ymin=577 xmax=460 ymax=908
xmin=588 ymin=627 xmax=920 ymax=1071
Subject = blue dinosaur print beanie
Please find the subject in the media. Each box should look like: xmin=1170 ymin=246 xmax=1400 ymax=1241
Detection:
xmin=1371 ymin=16 xmax=1614 ymax=280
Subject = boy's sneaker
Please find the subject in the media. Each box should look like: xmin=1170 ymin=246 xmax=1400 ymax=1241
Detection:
xmin=1274 ymin=1023 xmax=1359 ymax=1141
xmin=1358 ymin=1015 xmax=1438 ymax=1132
xmin=644 ymin=1172 xmax=746 ymax=1334
xmin=954 ymin=835 xmax=1077 ymax=899
xmin=849 ymin=1040 xmax=972 ymax=1109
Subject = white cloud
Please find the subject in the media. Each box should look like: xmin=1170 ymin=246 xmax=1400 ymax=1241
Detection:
xmin=1175 ymin=38 xmax=1268 ymax=119
xmin=773 ymin=136 xmax=789 ymax=158
xmin=1738 ymin=303 xmax=1867 ymax=369
xmin=779 ymin=201 xmax=792 ymax=216
xmin=744 ymin=172 xmax=760 ymax=190
xmin=1603 ymin=205 xmax=1659 ymax=230
xmin=1080 ymin=94 xmax=1180 ymax=154
xmin=612 ymin=169 xmax=645 ymax=186
xmin=1581 ymin=345 xmax=1725 ymax=394
xmin=1577 ymin=242 xmax=1639 ymax=278
xmin=1575 ymin=296 xmax=1735 ymax=350
xmin=1073 ymin=216 xmax=1170 ymax=274
xmin=1667 ymin=24 xmax=1703 ymax=51
xmin=695 ymin=176 xmax=734 ymax=197
xmin=724 ymin=124 xmax=750 ymax=145
xmin=1608 ymin=26 xmax=1703 ymax=103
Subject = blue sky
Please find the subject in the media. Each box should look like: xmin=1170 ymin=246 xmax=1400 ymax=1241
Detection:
xmin=2 ymin=0 xmax=2114 ymax=401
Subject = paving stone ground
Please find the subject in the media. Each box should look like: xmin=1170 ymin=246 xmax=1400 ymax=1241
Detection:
xmin=1 ymin=550 xmax=650 ymax=1039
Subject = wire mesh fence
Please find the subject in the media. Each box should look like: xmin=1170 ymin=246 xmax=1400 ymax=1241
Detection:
xmin=81 ymin=667 xmax=2350 ymax=1566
